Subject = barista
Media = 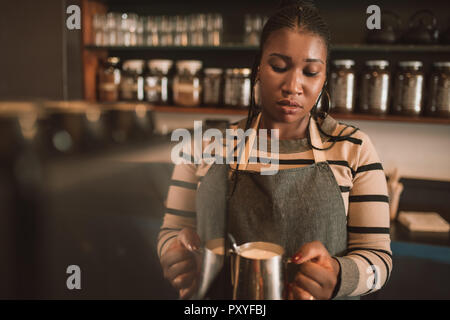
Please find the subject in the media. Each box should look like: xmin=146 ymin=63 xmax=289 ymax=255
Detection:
xmin=158 ymin=0 xmax=392 ymax=300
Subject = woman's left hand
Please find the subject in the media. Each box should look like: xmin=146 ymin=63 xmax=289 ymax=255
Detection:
xmin=288 ymin=241 xmax=340 ymax=300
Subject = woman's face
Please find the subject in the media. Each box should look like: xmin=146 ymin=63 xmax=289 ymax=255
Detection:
xmin=258 ymin=28 xmax=327 ymax=123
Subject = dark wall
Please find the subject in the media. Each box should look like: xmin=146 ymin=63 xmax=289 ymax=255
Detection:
xmin=0 ymin=0 xmax=82 ymax=100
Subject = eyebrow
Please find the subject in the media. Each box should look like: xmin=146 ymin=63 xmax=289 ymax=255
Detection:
xmin=269 ymin=53 xmax=324 ymax=64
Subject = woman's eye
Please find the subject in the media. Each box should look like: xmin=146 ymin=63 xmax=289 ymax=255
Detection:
xmin=304 ymin=71 xmax=319 ymax=77
xmin=271 ymin=65 xmax=287 ymax=73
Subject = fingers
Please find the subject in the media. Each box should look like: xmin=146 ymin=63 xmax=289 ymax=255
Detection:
xmin=291 ymin=284 xmax=315 ymax=300
xmin=294 ymin=269 xmax=323 ymax=299
xmin=173 ymin=271 xmax=196 ymax=290
xmin=297 ymin=261 xmax=334 ymax=289
xmin=165 ymin=258 xmax=197 ymax=282
xmin=292 ymin=241 xmax=333 ymax=270
xmin=160 ymin=241 xmax=193 ymax=270
xmin=179 ymin=277 xmax=198 ymax=300
xmin=178 ymin=228 xmax=201 ymax=252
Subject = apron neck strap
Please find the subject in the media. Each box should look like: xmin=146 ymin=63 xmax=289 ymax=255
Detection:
xmin=236 ymin=113 xmax=327 ymax=170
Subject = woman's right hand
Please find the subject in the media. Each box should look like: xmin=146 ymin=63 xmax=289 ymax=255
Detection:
xmin=160 ymin=228 xmax=201 ymax=299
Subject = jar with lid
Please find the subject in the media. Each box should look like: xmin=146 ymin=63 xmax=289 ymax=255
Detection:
xmin=173 ymin=60 xmax=203 ymax=107
xmin=426 ymin=62 xmax=450 ymax=118
xmin=330 ymin=60 xmax=355 ymax=113
xmin=360 ymin=60 xmax=390 ymax=115
xmin=203 ymin=68 xmax=223 ymax=106
xmin=144 ymin=59 xmax=173 ymax=105
xmin=98 ymin=57 xmax=121 ymax=102
xmin=120 ymin=60 xmax=145 ymax=101
xmin=224 ymin=68 xmax=251 ymax=109
xmin=392 ymin=61 xmax=425 ymax=116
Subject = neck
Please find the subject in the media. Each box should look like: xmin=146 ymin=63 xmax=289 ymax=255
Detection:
xmin=259 ymin=112 xmax=311 ymax=140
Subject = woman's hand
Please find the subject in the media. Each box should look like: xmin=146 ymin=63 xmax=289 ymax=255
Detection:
xmin=288 ymin=241 xmax=340 ymax=300
xmin=160 ymin=228 xmax=201 ymax=299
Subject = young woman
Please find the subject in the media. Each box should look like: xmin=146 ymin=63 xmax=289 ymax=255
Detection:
xmin=158 ymin=0 xmax=392 ymax=300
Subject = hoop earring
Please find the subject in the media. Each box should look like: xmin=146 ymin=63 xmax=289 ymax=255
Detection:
xmin=321 ymin=88 xmax=331 ymax=117
xmin=311 ymin=88 xmax=331 ymax=119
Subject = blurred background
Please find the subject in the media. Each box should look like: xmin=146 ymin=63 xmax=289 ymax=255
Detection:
xmin=0 ymin=0 xmax=449 ymax=299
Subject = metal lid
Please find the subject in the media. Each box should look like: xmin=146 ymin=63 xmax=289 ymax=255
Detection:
xmin=239 ymin=68 xmax=252 ymax=76
xmin=365 ymin=60 xmax=389 ymax=68
xmin=333 ymin=59 xmax=355 ymax=67
xmin=148 ymin=59 xmax=173 ymax=74
xmin=176 ymin=60 xmax=203 ymax=74
xmin=433 ymin=61 xmax=450 ymax=68
xmin=122 ymin=60 xmax=145 ymax=73
xmin=107 ymin=57 xmax=120 ymax=65
xmin=398 ymin=61 xmax=423 ymax=68
xmin=204 ymin=68 xmax=223 ymax=75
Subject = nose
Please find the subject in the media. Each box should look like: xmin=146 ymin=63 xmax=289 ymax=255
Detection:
xmin=281 ymin=69 xmax=303 ymax=96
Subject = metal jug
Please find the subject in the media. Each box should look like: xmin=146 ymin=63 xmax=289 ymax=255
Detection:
xmin=193 ymin=238 xmax=225 ymax=299
xmin=402 ymin=10 xmax=439 ymax=44
xmin=231 ymin=241 xmax=285 ymax=300
xmin=366 ymin=11 xmax=402 ymax=44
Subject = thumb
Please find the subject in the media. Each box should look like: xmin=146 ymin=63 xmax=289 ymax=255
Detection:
xmin=291 ymin=241 xmax=332 ymax=267
xmin=177 ymin=228 xmax=201 ymax=252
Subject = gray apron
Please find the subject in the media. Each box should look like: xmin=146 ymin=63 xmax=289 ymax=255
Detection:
xmin=196 ymin=114 xmax=350 ymax=299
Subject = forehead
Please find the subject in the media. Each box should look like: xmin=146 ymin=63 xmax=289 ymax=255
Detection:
xmin=262 ymin=28 xmax=327 ymax=63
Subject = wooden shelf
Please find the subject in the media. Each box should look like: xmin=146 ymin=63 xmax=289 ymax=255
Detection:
xmin=85 ymin=44 xmax=450 ymax=53
xmin=151 ymin=105 xmax=450 ymax=124
xmin=153 ymin=105 xmax=248 ymax=115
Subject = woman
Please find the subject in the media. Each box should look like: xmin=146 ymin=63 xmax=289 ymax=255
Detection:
xmin=158 ymin=0 xmax=392 ymax=300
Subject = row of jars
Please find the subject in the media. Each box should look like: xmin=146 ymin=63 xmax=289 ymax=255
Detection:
xmin=92 ymin=13 xmax=223 ymax=47
xmin=327 ymin=59 xmax=450 ymax=117
xmin=0 ymin=101 xmax=155 ymax=158
xmin=98 ymin=58 xmax=252 ymax=109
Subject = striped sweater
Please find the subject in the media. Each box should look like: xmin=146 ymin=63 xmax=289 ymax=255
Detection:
xmin=157 ymin=114 xmax=392 ymax=298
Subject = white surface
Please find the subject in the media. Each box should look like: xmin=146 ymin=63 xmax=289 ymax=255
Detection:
xmin=398 ymin=211 xmax=450 ymax=232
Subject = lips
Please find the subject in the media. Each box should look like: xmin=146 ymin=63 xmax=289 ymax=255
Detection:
xmin=276 ymin=99 xmax=302 ymax=107
xmin=276 ymin=99 xmax=303 ymax=115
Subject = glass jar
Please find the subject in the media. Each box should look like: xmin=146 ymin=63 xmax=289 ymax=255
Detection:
xmin=330 ymin=59 xmax=355 ymax=113
xmin=236 ymin=68 xmax=252 ymax=108
xmin=224 ymin=68 xmax=251 ymax=109
xmin=120 ymin=60 xmax=145 ymax=101
xmin=203 ymin=68 xmax=223 ymax=106
xmin=392 ymin=61 xmax=425 ymax=116
xmin=427 ymin=62 xmax=450 ymax=118
xmin=360 ymin=60 xmax=390 ymax=115
xmin=173 ymin=60 xmax=203 ymax=107
xmin=145 ymin=59 xmax=173 ymax=105
xmin=224 ymin=68 xmax=235 ymax=107
xmin=98 ymin=57 xmax=121 ymax=102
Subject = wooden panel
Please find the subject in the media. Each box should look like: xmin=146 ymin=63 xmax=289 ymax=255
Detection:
xmin=81 ymin=0 xmax=108 ymax=101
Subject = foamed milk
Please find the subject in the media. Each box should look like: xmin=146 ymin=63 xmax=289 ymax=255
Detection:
xmin=211 ymin=246 xmax=225 ymax=255
xmin=240 ymin=248 xmax=279 ymax=260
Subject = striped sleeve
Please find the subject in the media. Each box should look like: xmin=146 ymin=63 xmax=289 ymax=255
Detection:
xmin=157 ymin=162 xmax=199 ymax=258
xmin=333 ymin=131 xmax=393 ymax=298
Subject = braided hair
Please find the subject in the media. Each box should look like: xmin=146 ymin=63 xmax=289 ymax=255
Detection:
xmin=245 ymin=0 xmax=359 ymax=151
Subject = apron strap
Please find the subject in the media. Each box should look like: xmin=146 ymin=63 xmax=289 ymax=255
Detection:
xmin=234 ymin=113 xmax=327 ymax=170
xmin=237 ymin=112 xmax=261 ymax=171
